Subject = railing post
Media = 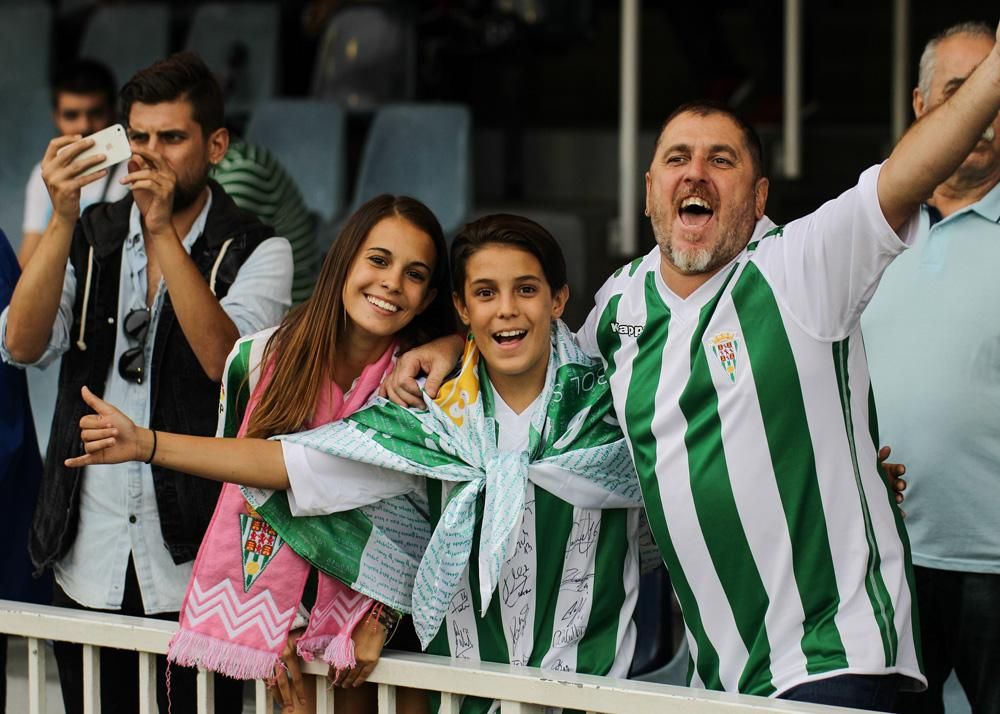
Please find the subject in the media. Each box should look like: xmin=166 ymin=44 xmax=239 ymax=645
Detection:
xmin=197 ymin=668 xmax=215 ymax=714
xmin=138 ymin=651 xmax=157 ymax=713
xmin=439 ymin=692 xmax=460 ymax=714
xmin=315 ymin=676 xmax=335 ymax=714
xmin=378 ymin=683 xmax=397 ymax=713
xmin=27 ymin=637 xmax=46 ymax=714
xmin=83 ymin=644 xmax=101 ymax=713
xmin=255 ymin=678 xmax=270 ymax=714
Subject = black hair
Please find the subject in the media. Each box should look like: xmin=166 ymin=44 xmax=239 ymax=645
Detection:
xmin=51 ymin=58 xmax=117 ymax=109
xmin=451 ymin=214 xmax=567 ymax=297
xmin=656 ymin=100 xmax=765 ymax=180
xmin=120 ymin=51 xmax=224 ymax=136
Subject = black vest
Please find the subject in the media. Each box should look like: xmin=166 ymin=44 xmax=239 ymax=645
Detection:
xmin=30 ymin=181 xmax=276 ymax=572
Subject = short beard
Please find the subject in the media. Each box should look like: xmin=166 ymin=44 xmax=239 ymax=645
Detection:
xmin=172 ymin=173 xmax=209 ymax=213
xmin=651 ymin=203 xmax=757 ymax=276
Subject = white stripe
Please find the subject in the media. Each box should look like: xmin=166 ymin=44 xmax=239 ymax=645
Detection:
xmin=785 ymin=316 xmax=874 ymax=674
xmin=847 ymin=332 xmax=920 ymax=674
xmin=443 ymin=484 xmax=481 ymax=661
xmin=501 ymin=483 xmax=537 ymax=666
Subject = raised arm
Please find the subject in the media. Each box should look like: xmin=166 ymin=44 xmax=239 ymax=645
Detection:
xmin=879 ymin=22 xmax=1000 ymax=230
xmin=66 ymin=386 xmax=290 ymax=488
xmin=5 ymin=136 xmax=108 ymax=362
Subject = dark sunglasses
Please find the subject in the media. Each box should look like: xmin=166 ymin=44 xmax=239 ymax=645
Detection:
xmin=118 ymin=308 xmax=150 ymax=384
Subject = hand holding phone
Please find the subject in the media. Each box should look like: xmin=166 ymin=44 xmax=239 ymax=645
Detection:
xmin=57 ymin=124 xmax=131 ymax=178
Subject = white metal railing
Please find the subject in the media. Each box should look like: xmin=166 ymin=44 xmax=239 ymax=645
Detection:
xmin=1 ymin=600 xmax=860 ymax=714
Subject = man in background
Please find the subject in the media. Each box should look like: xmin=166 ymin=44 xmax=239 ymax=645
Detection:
xmin=864 ymin=21 xmax=1000 ymax=714
xmin=1 ymin=51 xmax=292 ymax=713
xmin=20 ymin=58 xmax=128 ymax=267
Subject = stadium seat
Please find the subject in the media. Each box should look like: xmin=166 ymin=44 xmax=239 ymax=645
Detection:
xmin=310 ymin=2 xmax=415 ymax=113
xmin=78 ymin=3 xmax=170 ymax=84
xmin=245 ymin=99 xmax=347 ymax=224
xmin=0 ymin=2 xmax=51 ymax=93
xmin=352 ymin=103 xmax=471 ymax=238
xmin=185 ymin=2 xmax=280 ymax=117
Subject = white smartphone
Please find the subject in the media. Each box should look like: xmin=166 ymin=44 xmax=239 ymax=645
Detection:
xmin=61 ymin=123 xmax=132 ymax=178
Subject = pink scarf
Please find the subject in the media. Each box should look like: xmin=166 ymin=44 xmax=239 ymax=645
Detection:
xmin=167 ymin=344 xmax=396 ymax=679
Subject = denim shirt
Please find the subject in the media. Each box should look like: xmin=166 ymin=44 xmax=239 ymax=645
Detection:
xmin=0 ymin=191 xmax=292 ymax=612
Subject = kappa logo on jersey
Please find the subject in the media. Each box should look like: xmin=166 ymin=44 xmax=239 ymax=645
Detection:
xmin=709 ymin=331 xmax=740 ymax=383
xmin=610 ymin=321 xmax=644 ymax=338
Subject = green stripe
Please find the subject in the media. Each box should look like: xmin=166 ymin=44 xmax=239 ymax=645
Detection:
xmin=223 ymin=339 xmax=255 ymax=437
xmin=867 ymin=386 xmax=923 ymax=670
xmin=680 ymin=266 xmax=775 ymax=695
xmin=730 ymin=263 xmax=848 ymax=677
xmin=576 ymin=508 xmax=629 ymax=675
xmin=527 ymin=488 xmax=576 ymax=667
xmin=596 ymin=294 xmax=624 ymax=369
xmin=623 ymin=271 xmax=723 ymax=690
xmin=832 ymin=339 xmax=897 ymax=665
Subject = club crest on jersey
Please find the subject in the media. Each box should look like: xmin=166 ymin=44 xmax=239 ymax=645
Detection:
xmin=239 ymin=503 xmax=284 ymax=592
xmin=709 ymin=331 xmax=740 ymax=383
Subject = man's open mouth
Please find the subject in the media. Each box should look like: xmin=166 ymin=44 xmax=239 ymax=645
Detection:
xmin=678 ymin=196 xmax=714 ymax=227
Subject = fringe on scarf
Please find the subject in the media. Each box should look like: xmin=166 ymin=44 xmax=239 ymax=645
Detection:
xmin=296 ymin=633 xmax=356 ymax=671
xmin=167 ymin=629 xmax=280 ymax=680
xmin=297 ymin=634 xmax=357 ymax=672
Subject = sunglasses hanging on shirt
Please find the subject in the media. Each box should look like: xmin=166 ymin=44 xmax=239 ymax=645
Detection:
xmin=118 ymin=307 xmax=150 ymax=383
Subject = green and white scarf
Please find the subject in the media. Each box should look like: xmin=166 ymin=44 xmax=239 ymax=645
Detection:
xmin=244 ymin=320 xmax=642 ymax=647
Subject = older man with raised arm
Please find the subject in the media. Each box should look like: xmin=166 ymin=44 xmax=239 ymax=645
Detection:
xmin=384 ymin=20 xmax=1000 ymax=711
xmin=863 ymin=21 xmax=1000 ymax=714
xmin=0 ymin=52 xmax=292 ymax=714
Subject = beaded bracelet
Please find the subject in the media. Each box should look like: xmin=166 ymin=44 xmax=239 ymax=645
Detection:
xmin=367 ymin=602 xmax=402 ymax=644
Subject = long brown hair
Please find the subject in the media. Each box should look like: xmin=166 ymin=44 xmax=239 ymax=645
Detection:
xmin=245 ymin=194 xmax=455 ymax=439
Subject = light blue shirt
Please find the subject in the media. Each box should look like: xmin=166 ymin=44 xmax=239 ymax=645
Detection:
xmin=863 ymin=180 xmax=1000 ymax=574
xmin=0 ymin=190 xmax=293 ymax=611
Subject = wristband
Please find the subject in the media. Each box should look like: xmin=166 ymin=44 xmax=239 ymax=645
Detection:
xmin=145 ymin=429 xmax=158 ymax=464
xmin=368 ymin=602 xmax=402 ymax=644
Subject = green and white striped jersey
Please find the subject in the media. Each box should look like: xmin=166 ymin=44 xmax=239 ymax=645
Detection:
xmin=424 ymin=395 xmax=641 ymax=714
xmin=577 ymin=165 xmax=925 ymax=697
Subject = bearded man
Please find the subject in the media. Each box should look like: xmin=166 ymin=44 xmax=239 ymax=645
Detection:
xmin=385 ymin=20 xmax=1000 ymax=711
xmin=0 ymin=51 xmax=292 ymax=713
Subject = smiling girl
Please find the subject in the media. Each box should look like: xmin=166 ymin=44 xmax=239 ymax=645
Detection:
xmin=72 ymin=215 xmax=649 ymax=712
xmin=68 ymin=193 xmax=454 ymax=712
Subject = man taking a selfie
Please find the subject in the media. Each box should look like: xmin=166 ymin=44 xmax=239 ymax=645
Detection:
xmin=0 ymin=51 xmax=292 ymax=713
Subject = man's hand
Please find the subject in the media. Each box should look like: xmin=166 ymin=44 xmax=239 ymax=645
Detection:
xmin=878 ymin=445 xmax=907 ymax=517
xmin=122 ymin=147 xmax=177 ymax=235
xmin=64 ymin=386 xmax=151 ymax=468
xmin=380 ymin=334 xmax=465 ymax=406
xmin=41 ymin=135 xmax=109 ymax=222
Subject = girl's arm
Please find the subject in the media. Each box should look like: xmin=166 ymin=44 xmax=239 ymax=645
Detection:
xmin=65 ymin=386 xmax=290 ymax=489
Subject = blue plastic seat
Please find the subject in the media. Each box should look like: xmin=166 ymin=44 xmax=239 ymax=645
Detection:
xmin=352 ymin=103 xmax=471 ymax=237
xmin=0 ymin=2 xmax=51 ymax=93
xmin=78 ymin=3 xmax=170 ymax=84
xmin=245 ymin=99 xmax=347 ymax=224
xmin=185 ymin=2 xmax=280 ymax=117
